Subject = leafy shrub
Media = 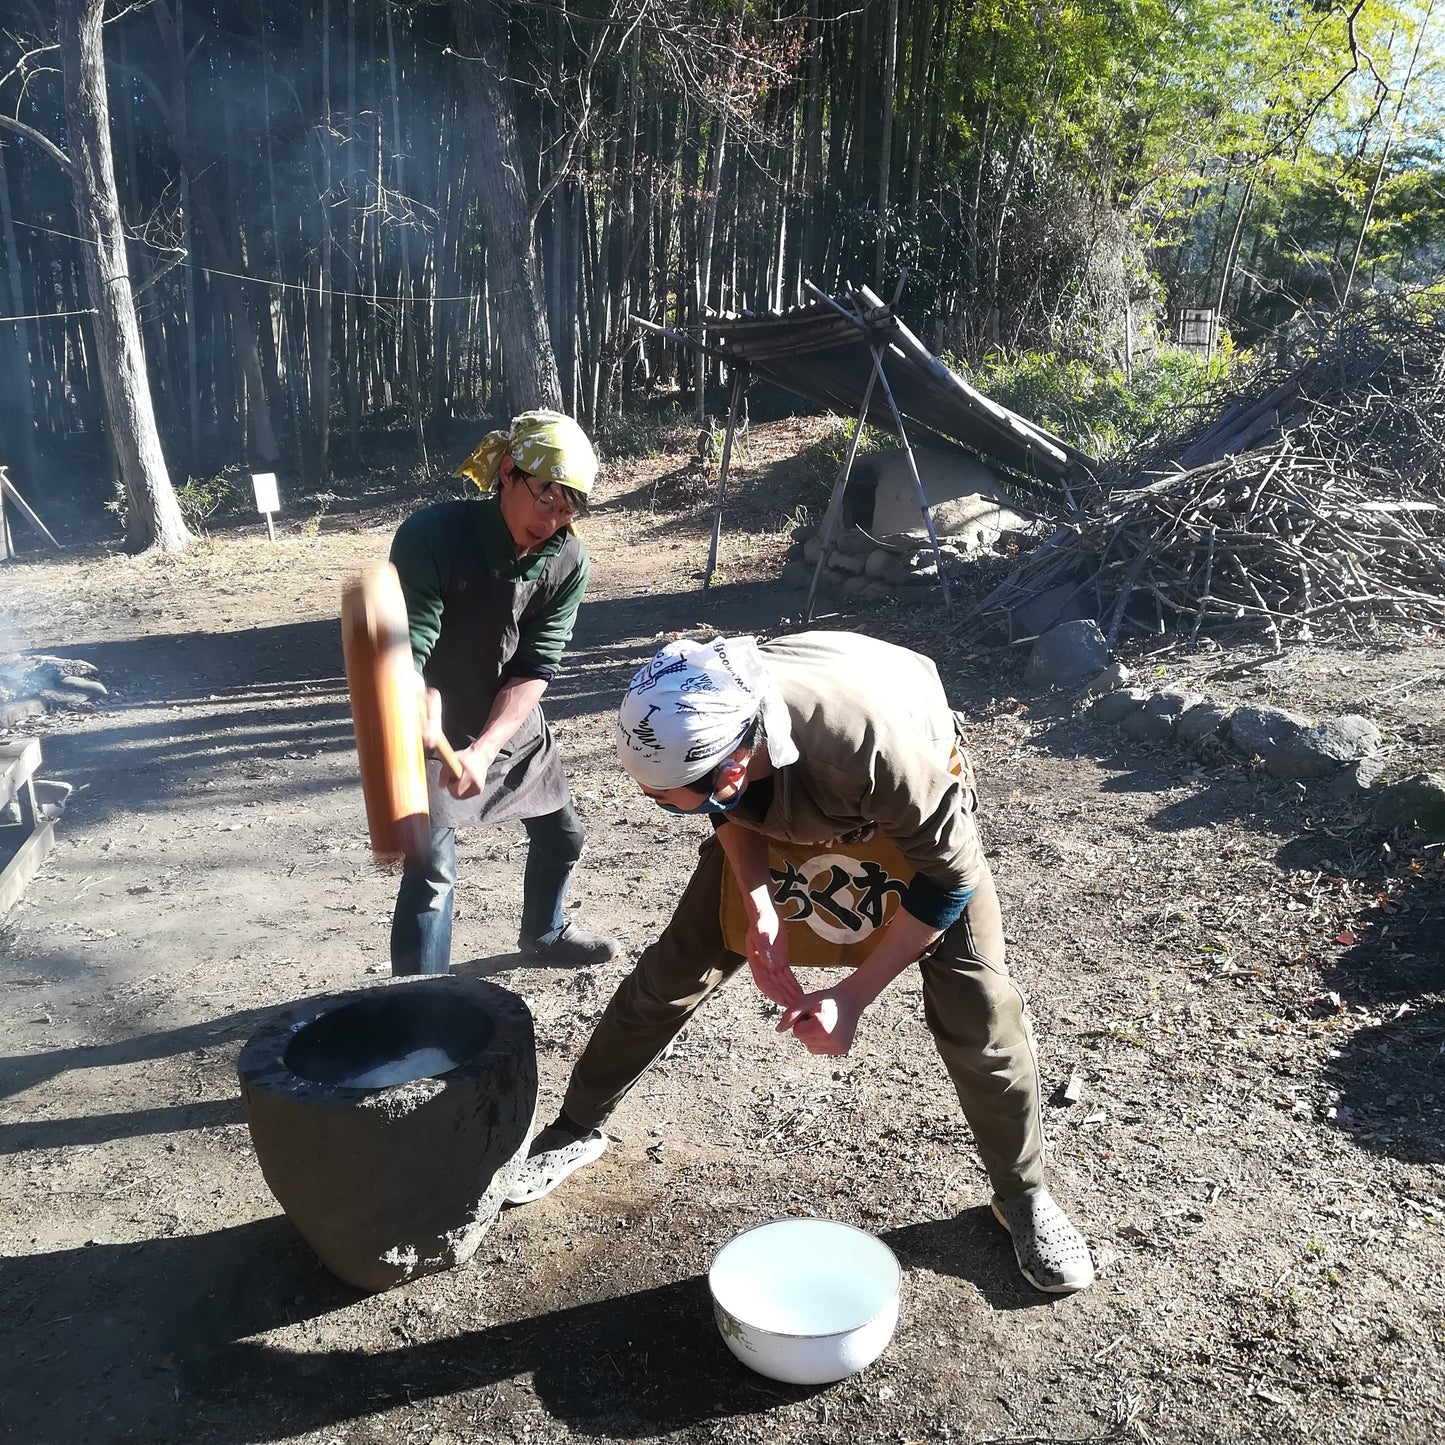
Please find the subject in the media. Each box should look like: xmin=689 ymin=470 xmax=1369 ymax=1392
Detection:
xmin=592 ymin=404 xmax=696 ymax=461
xmin=174 ymin=470 xmax=244 ymax=527
xmin=954 ymin=344 xmax=1245 ymax=460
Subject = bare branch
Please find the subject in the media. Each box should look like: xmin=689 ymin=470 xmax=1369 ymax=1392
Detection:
xmin=0 ymin=111 xmax=70 ymax=170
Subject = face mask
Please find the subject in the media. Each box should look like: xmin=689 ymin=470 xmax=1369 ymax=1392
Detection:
xmin=656 ymin=791 xmax=742 ymax=817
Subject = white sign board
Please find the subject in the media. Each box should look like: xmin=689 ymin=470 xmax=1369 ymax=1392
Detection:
xmin=251 ymin=472 xmax=281 ymax=514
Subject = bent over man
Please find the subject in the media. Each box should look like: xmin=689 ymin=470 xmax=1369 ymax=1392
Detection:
xmin=388 ymin=409 xmax=618 ymax=974
xmin=505 ymin=629 xmax=1093 ymax=1294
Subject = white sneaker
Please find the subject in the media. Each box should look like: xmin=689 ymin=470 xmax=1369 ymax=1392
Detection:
xmin=505 ymin=1123 xmax=608 ymax=1205
xmin=991 ymin=1186 xmax=1095 ymax=1293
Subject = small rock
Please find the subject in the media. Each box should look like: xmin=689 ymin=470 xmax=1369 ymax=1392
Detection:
xmin=1077 ymin=660 xmax=1132 ymax=701
xmin=864 ymin=548 xmax=893 ymax=579
xmin=1121 ymin=690 xmax=1194 ymax=744
xmin=1177 ymin=701 xmax=1231 ymax=747
xmin=1089 ymin=687 xmax=1150 ymax=725
xmin=1025 ymin=619 xmax=1109 ymax=689
xmin=1332 ymin=755 xmax=1388 ymax=799
xmin=1372 ymin=773 xmax=1445 ymax=835
xmin=1301 ymin=715 xmax=1382 ymax=764
xmin=830 ymin=551 xmax=866 ymax=576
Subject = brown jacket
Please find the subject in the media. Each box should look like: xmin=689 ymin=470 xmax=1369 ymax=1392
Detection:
xmin=728 ymin=631 xmax=981 ymax=894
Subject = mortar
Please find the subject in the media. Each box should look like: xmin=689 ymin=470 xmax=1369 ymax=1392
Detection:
xmin=238 ymin=974 xmax=537 ymax=1291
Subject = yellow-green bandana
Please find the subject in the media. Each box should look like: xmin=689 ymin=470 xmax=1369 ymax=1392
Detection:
xmin=454 ymin=409 xmax=599 ymax=496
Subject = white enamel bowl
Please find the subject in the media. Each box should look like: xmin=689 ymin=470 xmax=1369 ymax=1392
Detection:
xmin=708 ymin=1217 xmax=902 ymax=1385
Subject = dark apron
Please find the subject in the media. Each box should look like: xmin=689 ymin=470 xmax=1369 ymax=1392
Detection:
xmin=420 ymin=500 xmax=578 ymax=829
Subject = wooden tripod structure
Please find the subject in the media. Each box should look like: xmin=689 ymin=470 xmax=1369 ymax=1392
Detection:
xmin=631 ymin=282 xmax=1091 ymax=618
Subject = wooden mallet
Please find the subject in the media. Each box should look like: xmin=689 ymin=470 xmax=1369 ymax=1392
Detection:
xmin=340 ymin=562 xmax=465 ymax=868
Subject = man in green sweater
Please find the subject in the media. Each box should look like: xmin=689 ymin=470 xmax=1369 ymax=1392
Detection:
xmin=387 ymin=410 xmax=618 ymax=973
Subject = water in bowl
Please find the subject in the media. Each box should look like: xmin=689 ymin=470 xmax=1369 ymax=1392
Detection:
xmin=731 ymin=1275 xmax=881 ymax=1335
xmin=338 ymin=1046 xmax=460 ymax=1089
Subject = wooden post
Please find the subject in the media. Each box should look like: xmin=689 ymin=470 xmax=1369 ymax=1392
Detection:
xmin=703 ymin=364 xmax=748 ymax=590
xmin=867 ymin=341 xmax=953 ymax=614
xmin=804 ymin=367 xmax=881 ymax=622
xmin=0 ymin=471 xmax=60 ymax=549
xmin=0 ymin=739 xmax=57 ymax=918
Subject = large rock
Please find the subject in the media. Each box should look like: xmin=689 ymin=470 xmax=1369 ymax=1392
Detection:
xmin=1088 ymin=687 xmax=1150 ymax=725
xmin=1223 ymin=704 xmax=1311 ymax=757
xmin=1010 ymin=581 xmax=1092 ymax=639
xmin=1300 ymin=716 xmax=1382 ymax=764
xmin=1121 ymin=688 xmax=1202 ymax=744
xmin=856 ymin=445 xmax=1037 ymax=549
xmin=1177 ymin=701 xmax=1231 ymax=748
xmin=1332 ymin=755 xmax=1388 ymax=799
xmin=1025 ymin=620 xmax=1109 ymax=689
xmin=1372 ymin=773 xmax=1445 ymax=835
xmin=1254 ymin=714 xmax=1382 ymax=781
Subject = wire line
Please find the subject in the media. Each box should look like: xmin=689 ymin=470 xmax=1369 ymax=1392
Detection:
xmin=14 ymin=218 xmax=488 ymax=304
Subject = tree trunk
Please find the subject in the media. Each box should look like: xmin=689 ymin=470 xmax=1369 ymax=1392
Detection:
xmin=385 ymin=3 xmax=428 ymax=467
xmin=193 ymin=196 xmax=280 ymax=467
xmin=451 ymin=0 xmax=562 ymax=413
xmin=59 ymin=0 xmax=191 ymax=552
xmin=0 ymin=143 xmax=41 ymax=489
xmin=311 ymin=0 xmax=334 ymax=481
xmin=875 ymin=0 xmax=898 ymax=285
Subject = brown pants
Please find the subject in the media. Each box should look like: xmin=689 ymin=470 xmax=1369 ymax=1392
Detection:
xmin=563 ymin=835 xmax=1046 ymax=1196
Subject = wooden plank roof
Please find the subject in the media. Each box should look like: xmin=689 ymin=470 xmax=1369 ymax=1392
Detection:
xmin=701 ymin=287 xmax=1095 ymax=485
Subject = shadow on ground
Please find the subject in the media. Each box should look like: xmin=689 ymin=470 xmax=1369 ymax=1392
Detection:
xmin=1276 ymin=829 xmax=1445 ymax=1166
xmin=23 ymin=577 xmax=801 ymax=837
xmin=1 ymin=1214 xmax=801 ymax=1444
xmin=1 ymin=1200 xmax=1056 ymax=1445
xmin=1031 ymin=695 xmax=1445 ymax=1166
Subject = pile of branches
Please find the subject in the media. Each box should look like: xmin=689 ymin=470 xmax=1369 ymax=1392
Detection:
xmin=975 ymin=298 xmax=1445 ymax=646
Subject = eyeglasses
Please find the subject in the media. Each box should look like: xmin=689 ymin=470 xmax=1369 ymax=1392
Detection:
xmin=519 ymin=472 xmax=580 ymax=524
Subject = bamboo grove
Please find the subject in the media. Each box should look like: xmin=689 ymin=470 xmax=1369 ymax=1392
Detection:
xmin=0 ymin=0 xmax=1440 ymax=545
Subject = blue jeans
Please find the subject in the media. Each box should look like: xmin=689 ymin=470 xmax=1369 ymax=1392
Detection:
xmin=390 ymin=802 xmax=587 ymax=975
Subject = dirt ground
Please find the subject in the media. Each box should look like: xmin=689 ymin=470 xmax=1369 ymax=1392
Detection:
xmin=1 ymin=416 xmax=1442 ymax=1445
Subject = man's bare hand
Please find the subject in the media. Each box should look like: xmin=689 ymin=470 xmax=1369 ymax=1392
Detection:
xmin=776 ymin=987 xmax=863 ymax=1056
xmin=745 ymin=914 xmax=804 ymax=1010
xmin=445 ymin=739 xmax=495 ymax=799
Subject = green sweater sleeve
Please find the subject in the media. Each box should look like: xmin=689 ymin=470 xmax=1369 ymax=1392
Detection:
xmin=388 ymin=508 xmax=449 ymax=669
xmin=512 ymin=544 xmax=590 ymax=678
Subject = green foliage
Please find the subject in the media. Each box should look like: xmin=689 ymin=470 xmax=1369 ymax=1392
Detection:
xmin=297 ymin=491 xmax=337 ymax=540
xmin=173 ymin=471 xmax=244 ymax=528
xmin=794 ymin=417 xmax=892 ymax=489
xmin=958 ymin=344 xmax=1244 ymax=459
xmin=591 ymin=405 xmax=695 ymax=462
